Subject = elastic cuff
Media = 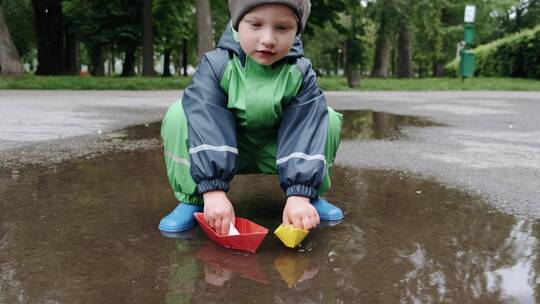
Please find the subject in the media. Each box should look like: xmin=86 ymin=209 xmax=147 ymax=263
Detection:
xmin=197 ymin=179 xmax=230 ymax=194
xmin=285 ymin=185 xmax=317 ymax=199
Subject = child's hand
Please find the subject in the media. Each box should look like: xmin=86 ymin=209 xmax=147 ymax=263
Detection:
xmin=283 ymin=196 xmax=320 ymax=230
xmin=203 ymin=190 xmax=235 ymax=235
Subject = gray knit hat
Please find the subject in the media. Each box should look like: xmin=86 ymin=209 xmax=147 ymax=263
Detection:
xmin=229 ymin=0 xmax=311 ymax=34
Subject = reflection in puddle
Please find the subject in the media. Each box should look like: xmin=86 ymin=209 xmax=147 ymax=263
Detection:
xmin=339 ymin=110 xmax=441 ymax=140
xmin=2 ymin=150 xmax=539 ymax=303
xmin=196 ymin=243 xmax=268 ymax=285
xmin=0 ymin=111 xmax=538 ymax=303
xmin=106 ymin=109 xmax=440 ymax=143
xmin=105 ymin=122 xmax=161 ymax=143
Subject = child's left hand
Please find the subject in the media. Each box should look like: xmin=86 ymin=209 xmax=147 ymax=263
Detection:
xmin=282 ymin=196 xmax=320 ymax=230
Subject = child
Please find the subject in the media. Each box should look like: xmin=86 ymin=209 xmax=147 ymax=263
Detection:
xmin=159 ymin=0 xmax=343 ymax=235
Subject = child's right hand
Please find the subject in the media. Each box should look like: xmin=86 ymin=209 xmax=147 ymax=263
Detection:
xmin=203 ymin=190 xmax=235 ymax=235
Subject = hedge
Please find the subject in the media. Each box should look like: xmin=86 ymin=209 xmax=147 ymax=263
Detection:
xmin=446 ymin=25 xmax=540 ymax=79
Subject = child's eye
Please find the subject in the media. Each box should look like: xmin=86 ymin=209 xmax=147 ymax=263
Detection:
xmin=249 ymin=22 xmax=262 ymax=29
xmin=276 ymin=25 xmax=292 ymax=31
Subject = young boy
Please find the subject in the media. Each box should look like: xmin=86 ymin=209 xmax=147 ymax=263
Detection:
xmin=159 ymin=0 xmax=343 ymax=235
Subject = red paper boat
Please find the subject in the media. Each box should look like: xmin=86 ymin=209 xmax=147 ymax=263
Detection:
xmin=194 ymin=212 xmax=269 ymax=253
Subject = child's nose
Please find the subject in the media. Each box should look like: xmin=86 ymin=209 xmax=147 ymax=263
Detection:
xmin=260 ymin=29 xmax=276 ymax=47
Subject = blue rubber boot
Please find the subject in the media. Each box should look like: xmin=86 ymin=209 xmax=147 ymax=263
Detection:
xmin=158 ymin=202 xmax=203 ymax=232
xmin=311 ymin=198 xmax=344 ymax=221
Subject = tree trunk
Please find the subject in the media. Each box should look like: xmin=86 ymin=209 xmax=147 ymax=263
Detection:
xmin=342 ymin=40 xmax=348 ymax=75
xmin=371 ymin=30 xmax=392 ymax=78
xmin=0 ymin=6 xmax=25 ymax=76
xmin=196 ymin=0 xmax=213 ymax=62
xmin=371 ymin=37 xmax=391 ymax=77
xmin=432 ymin=61 xmax=445 ymax=77
xmin=346 ymin=69 xmax=361 ymax=88
xmin=141 ymin=0 xmax=155 ymax=76
xmin=64 ymin=25 xmax=79 ymax=75
xmin=31 ymin=0 xmax=65 ymax=75
xmin=121 ymin=49 xmax=136 ymax=77
xmin=397 ymin=25 xmax=413 ymax=78
xmin=182 ymin=39 xmax=188 ymax=76
xmin=89 ymin=45 xmax=104 ymax=76
xmin=163 ymin=49 xmax=172 ymax=77
xmin=391 ymin=48 xmax=396 ymax=77
xmin=107 ymin=51 xmax=113 ymax=75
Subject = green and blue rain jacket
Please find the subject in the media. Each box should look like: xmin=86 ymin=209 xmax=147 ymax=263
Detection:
xmin=182 ymin=24 xmax=329 ymax=199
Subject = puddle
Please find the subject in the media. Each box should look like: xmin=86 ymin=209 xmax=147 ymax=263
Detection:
xmin=105 ymin=122 xmax=161 ymax=143
xmin=1 ymin=149 xmax=539 ymax=303
xmin=1 ymin=111 xmax=538 ymax=303
xmin=109 ymin=109 xmax=440 ymax=143
xmin=339 ymin=110 xmax=441 ymax=140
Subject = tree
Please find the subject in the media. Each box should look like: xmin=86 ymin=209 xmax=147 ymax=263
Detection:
xmin=141 ymin=0 xmax=155 ymax=76
xmin=196 ymin=0 xmax=213 ymax=61
xmin=210 ymin=0 xmax=229 ymax=44
xmin=64 ymin=0 xmax=110 ymax=75
xmin=1 ymin=0 xmax=35 ymax=68
xmin=306 ymin=0 xmax=348 ymax=36
xmin=396 ymin=1 xmax=414 ymax=78
xmin=0 ymin=4 xmax=25 ymax=75
xmin=343 ymin=0 xmax=368 ymax=86
xmin=31 ymin=0 xmax=65 ymax=75
xmin=64 ymin=0 xmax=143 ymax=76
xmin=64 ymin=14 xmax=79 ymax=75
xmin=493 ymin=0 xmax=540 ymax=35
xmin=304 ymin=22 xmax=343 ymax=75
xmin=154 ymin=0 xmax=195 ymax=76
xmin=368 ymin=0 xmax=401 ymax=78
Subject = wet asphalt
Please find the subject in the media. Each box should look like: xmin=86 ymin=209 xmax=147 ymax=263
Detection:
xmin=1 ymin=90 xmax=539 ymax=218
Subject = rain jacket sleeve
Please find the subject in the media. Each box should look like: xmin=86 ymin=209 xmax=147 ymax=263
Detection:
xmin=277 ymin=58 xmax=329 ymax=199
xmin=182 ymin=49 xmax=238 ymax=194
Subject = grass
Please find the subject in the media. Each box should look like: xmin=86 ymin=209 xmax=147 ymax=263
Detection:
xmin=318 ymin=76 xmax=540 ymax=91
xmin=0 ymin=75 xmax=192 ymax=90
xmin=1 ymin=74 xmax=539 ymax=91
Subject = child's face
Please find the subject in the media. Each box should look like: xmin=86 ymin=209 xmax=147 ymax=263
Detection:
xmin=237 ymin=4 xmax=298 ymax=66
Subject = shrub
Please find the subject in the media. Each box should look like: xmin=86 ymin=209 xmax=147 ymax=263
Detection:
xmin=446 ymin=25 xmax=540 ymax=79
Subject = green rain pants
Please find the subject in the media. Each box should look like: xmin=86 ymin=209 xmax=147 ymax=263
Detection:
xmin=161 ymin=100 xmax=343 ymax=205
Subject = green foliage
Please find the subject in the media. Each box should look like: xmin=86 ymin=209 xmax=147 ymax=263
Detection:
xmin=154 ymin=0 xmax=193 ymax=51
xmin=491 ymin=0 xmax=540 ymax=38
xmin=4 ymin=0 xmax=538 ymax=80
xmin=0 ymin=0 xmax=35 ymax=60
xmin=304 ymin=0 xmax=370 ymax=76
xmin=446 ymin=25 xmax=540 ymax=79
xmin=64 ymin=0 xmax=143 ymax=72
xmin=343 ymin=1 xmax=368 ymax=71
xmin=211 ymin=0 xmax=229 ymax=44
xmin=306 ymin=0 xmax=348 ymax=35
xmin=304 ymin=22 xmax=343 ymax=75
xmin=153 ymin=0 xmax=196 ymax=67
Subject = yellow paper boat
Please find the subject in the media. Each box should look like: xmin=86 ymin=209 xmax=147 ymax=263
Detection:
xmin=274 ymin=223 xmax=309 ymax=248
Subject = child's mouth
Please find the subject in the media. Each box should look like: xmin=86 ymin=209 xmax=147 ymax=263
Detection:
xmin=256 ymin=50 xmax=275 ymax=56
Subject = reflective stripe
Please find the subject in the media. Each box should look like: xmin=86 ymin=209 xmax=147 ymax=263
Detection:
xmin=165 ymin=151 xmax=190 ymax=166
xmin=276 ymin=152 xmax=326 ymax=165
xmin=189 ymin=144 xmax=238 ymax=155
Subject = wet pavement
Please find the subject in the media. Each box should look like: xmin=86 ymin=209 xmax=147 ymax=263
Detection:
xmin=2 ymin=114 xmax=540 ymax=303
xmin=3 ymin=91 xmax=539 ymax=219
